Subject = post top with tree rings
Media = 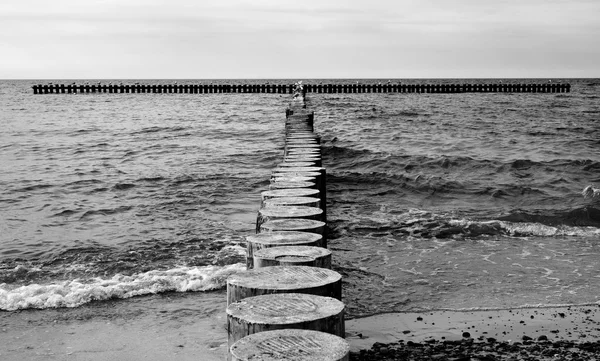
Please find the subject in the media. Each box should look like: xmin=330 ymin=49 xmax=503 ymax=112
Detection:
xmin=255 ymin=245 xmax=331 ymax=264
xmin=227 ymin=293 xmax=343 ymax=323
xmin=283 ymin=155 xmax=321 ymax=160
xmin=286 ymin=152 xmax=321 ymax=158
xmin=286 ymin=128 xmax=314 ymax=132
xmin=227 ymin=266 xmax=341 ymax=291
xmin=278 ymin=162 xmax=316 ymax=168
xmin=283 ymin=156 xmax=321 ymax=161
xmin=286 ymin=135 xmax=320 ymax=141
xmin=275 ymin=166 xmax=323 ymax=173
xmin=286 ymin=137 xmax=320 ymax=142
xmin=269 ymin=181 xmax=316 ymax=190
xmin=286 ymin=148 xmax=321 ymax=153
xmin=286 ymin=134 xmax=317 ymax=139
xmin=246 ymin=231 xmax=322 ymax=246
xmin=283 ymin=160 xmax=321 ymax=167
xmin=285 ymin=136 xmax=318 ymax=141
xmin=262 ymin=188 xmax=320 ymax=199
xmin=286 ymin=131 xmax=318 ymax=136
xmin=258 ymin=205 xmax=323 ymax=219
xmin=263 ymin=196 xmax=320 ymax=208
xmin=272 ymin=171 xmax=321 ymax=179
xmin=229 ymin=329 xmax=350 ymax=361
xmin=285 ymin=144 xmax=321 ymax=149
xmin=260 ymin=218 xmax=325 ymax=232
xmin=285 ymin=139 xmax=319 ymax=144
xmin=271 ymin=176 xmax=315 ymax=183
xmin=269 ymin=183 xmax=316 ymax=191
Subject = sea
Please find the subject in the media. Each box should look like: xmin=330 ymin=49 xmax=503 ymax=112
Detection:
xmin=1 ymin=78 xmax=599 ymax=320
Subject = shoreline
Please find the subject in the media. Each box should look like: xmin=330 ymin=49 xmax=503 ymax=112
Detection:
xmin=347 ymin=305 xmax=600 ymax=347
xmin=1 ymin=292 xmax=599 ymax=361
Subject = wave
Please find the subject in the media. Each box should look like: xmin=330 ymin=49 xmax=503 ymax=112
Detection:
xmin=132 ymin=126 xmax=189 ymax=135
xmin=329 ymin=208 xmax=600 ymax=240
xmin=448 ymin=218 xmax=600 ymax=238
xmin=51 ymin=209 xmax=78 ymax=217
xmin=112 ymin=183 xmax=136 ymax=190
xmin=324 ymin=145 xmax=600 ymax=174
xmin=0 ymin=263 xmax=245 ymax=311
xmin=497 ymin=207 xmax=600 ymax=227
xmin=15 ymin=184 xmax=54 ymax=192
xmin=137 ymin=176 xmax=165 ymax=182
xmin=79 ymin=205 xmax=133 ymax=219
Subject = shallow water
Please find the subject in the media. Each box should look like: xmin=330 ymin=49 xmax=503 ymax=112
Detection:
xmin=1 ymin=79 xmax=599 ymax=317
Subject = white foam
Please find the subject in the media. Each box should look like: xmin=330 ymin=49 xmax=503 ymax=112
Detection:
xmin=449 ymin=219 xmax=600 ymax=237
xmin=0 ymin=263 xmax=246 ymax=311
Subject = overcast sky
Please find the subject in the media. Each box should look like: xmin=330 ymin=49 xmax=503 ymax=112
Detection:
xmin=1 ymin=0 xmax=598 ymax=79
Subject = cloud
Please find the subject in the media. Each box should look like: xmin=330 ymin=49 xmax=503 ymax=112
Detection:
xmin=0 ymin=0 xmax=598 ymax=78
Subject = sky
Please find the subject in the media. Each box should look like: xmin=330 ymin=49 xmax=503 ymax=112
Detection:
xmin=1 ymin=0 xmax=599 ymax=79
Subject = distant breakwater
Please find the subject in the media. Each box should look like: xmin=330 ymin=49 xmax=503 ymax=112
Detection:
xmin=31 ymin=82 xmax=571 ymax=95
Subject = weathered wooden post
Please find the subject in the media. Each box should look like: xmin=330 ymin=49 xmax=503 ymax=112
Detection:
xmin=246 ymin=231 xmax=324 ymax=269
xmin=259 ymin=219 xmax=326 ymax=244
xmin=256 ymin=205 xmax=323 ymax=233
xmin=227 ymin=293 xmax=344 ymax=347
xmin=229 ymin=329 xmax=350 ymax=361
xmin=227 ymin=266 xmax=342 ymax=305
xmin=254 ymin=246 xmax=332 ymax=269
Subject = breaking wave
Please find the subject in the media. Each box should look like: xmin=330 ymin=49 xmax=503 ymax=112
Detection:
xmin=0 ymin=263 xmax=245 ymax=311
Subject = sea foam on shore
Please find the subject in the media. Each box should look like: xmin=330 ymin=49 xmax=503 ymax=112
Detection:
xmin=0 ymin=263 xmax=245 ymax=311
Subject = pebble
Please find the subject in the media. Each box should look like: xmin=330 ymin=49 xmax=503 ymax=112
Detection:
xmin=349 ymin=339 xmax=600 ymax=361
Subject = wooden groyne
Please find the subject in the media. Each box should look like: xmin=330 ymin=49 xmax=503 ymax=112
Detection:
xmin=225 ymin=84 xmax=351 ymax=360
xmin=32 ymin=83 xmax=298 ymax=94
xmin=31 ymin=81 xmax=571 ymax=94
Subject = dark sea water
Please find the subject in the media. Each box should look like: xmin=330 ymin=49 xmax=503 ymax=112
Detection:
xmin=1 ymin=79 xmax=599 ymax=318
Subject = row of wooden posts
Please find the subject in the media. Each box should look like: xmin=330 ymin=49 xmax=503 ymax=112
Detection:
xmin=225 ymin=89 xmax=350 ymax=360
xmin=32 ymin=82 xmax=571 ymax=94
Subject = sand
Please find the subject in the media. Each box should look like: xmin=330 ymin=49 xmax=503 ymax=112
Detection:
xmin=1 ymin=291 xmax=599 ymax=361
xmin=0 ymin=292 xmax=229 ymax=361
xmin=346 ymin=305 xmax=600 ymax=351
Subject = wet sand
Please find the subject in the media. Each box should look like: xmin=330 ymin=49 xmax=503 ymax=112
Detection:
xmin=347 ymin=305 xmax=600 ymax=349
xmin=0 ymin=292 xmax=229 ymax=361
xmin=1 ymin=292 xmax=598 ymax=361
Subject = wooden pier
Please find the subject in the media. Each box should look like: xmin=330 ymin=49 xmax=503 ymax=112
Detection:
xmin=31 ymin=81 xmax=571 ymax=94
xmin=225 ymin=83 xmax=351 ymax=360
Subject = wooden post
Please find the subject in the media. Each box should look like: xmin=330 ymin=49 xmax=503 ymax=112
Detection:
xmin=259 ymin=219 xmax=326 ymax=244
xmin=229 ymin=329 xmax=349 ymax=361
xmin=227 ymin=293 xmax=344 ymax=347
xmin=271 ymin=175 xmax=316 ymax=183
xmin=271 ymin=171 xmax=321 ymax=181
xmin=278 ymin=161 xmax=317 ymax=168
xmin=261 ymin=188 xmax=320 ymax=203
xmin=282 ymin=156 xmax=322 ymax=167
xmin=263 ymin=196 xmax=321 ymax=209
xmin=274 ymin=167 xmax=326 ymax=219
xmin=246 ymin=231 xmax=323 ymax=269
xmin=256 ymin=205 xmax=323 ymax=232
xmin=226 ymin=266 xmax=342 ymax=305
xmin=286 ymin=141 xmax=319 ymax=147
xmin=269 ymin=181 xmax=316 ymax=191
xmin=254 ymin=246 xmax=332 ymax=269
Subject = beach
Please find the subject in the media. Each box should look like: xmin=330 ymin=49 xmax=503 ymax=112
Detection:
xmin=2 ymin=79 xmax=600 ymax=359
xmin=2 ymin=292 xmax=599 ymax=360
